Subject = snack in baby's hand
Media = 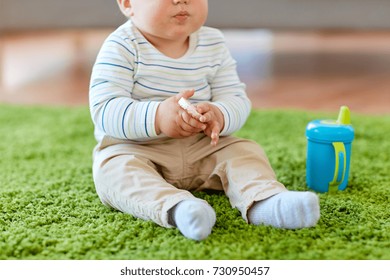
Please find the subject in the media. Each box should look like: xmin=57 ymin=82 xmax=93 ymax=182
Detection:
xmin=178 ymin=97 xmax=202 ymax=119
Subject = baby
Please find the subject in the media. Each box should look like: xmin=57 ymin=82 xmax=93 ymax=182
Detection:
xmin=89 ymin=0 xmax=320 ymax=241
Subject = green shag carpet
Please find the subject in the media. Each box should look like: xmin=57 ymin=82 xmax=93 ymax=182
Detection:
xmin=0 ymin=104 xmax=389 ymax=260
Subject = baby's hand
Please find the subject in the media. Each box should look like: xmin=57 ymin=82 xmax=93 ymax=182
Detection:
xmin=176 ymin=91 xmax=207 ymax=133
xmin=155 ymin=90 xmax=206 ymax=138
xmin=196 ymin=103 xmax=225 ymax=146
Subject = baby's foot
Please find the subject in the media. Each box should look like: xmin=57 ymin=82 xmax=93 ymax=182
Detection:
xmin=171 ymin=200 xmax=216 ymax=241
xmin=248 ymin=191 xmax=320 ymax=229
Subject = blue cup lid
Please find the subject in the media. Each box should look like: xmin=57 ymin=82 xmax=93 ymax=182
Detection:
xmin=306 ymin=119 xmax=354 ymax=142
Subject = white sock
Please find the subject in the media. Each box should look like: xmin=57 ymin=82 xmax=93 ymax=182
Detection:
xmin=171 ymin=200 xmax=216 ymax=241
xmin=248 ymin=191 xmax=320 ymax=229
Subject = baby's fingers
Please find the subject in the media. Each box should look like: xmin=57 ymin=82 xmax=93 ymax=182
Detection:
xmin=196 ymin=103 xmax=217 ymax=123
xmin=176 ymin=89 xmax=195 ymax=102
xmin=209 ymin=122 xmax=221 ymax=146
xmin=197 ymin=110 xmax=213 ymax=123
xmin=181 ymin=110 xmax=206 ymax=130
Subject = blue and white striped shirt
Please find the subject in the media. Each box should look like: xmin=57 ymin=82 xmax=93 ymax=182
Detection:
xmin=89 ymin=20 xmax=251 ymax=142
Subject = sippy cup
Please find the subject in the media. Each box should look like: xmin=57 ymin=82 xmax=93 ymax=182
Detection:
xmin=306 ymin=106 xmax=355 ymax=193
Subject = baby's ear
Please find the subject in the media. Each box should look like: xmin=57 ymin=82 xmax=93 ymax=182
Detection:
xmin=117 ymin=0 xmax=133 ymax=17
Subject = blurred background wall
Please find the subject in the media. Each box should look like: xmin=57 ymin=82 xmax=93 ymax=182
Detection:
xmin=1 ymin=1 xmax=390 ymax=112
xmin=2 ymin=0 xmax=390 ymax=31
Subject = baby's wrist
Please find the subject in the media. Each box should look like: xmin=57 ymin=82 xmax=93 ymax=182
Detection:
xmin=155 ymin=105 xmax=162 ymax=135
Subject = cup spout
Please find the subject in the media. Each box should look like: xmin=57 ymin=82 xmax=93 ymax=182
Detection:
xmin=337 ymin=106 xmax=351 ymax=125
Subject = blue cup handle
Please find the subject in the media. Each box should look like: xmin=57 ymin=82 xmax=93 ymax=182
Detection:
xmin=329 ymin=142 xmax=347 ymax=192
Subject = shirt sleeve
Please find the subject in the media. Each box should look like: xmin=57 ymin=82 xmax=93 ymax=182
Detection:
xmin=209 ymin=40 xmax=252 ymax=136
xmin=89 ymin=34 xmax=160 ymax=141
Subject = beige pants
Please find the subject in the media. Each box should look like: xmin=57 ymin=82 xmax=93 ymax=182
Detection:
xmin=92 ymin=134 xmax=287 ymax=228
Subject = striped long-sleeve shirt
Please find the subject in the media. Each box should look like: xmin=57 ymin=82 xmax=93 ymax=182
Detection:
xmin=89 ymin=20 xmax=251 ymax=143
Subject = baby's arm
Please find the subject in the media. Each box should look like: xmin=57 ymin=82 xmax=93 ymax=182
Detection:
xmin=207 ymin=35 xmax=251 ymax=136
xmin=90 ymin=34 xmax=161 ymax=141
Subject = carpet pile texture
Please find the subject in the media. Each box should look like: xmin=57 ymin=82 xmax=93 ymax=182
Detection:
xmin=0 ymin=105 xmax=389 ymax=259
